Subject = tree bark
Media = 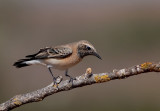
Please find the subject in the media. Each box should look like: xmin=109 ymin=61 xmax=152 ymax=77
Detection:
xmin=0 ymin=62 xmax=160 ymax=111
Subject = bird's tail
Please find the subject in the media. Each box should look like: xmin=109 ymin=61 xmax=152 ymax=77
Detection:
xmin=13 ymin=59 xmax=32 ymax=68
xmin=14 ymin=58 xmax=42 ymax=68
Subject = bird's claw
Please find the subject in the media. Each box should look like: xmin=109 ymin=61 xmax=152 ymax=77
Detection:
xmin=52 ymin=76 xmax=63 ymax=88
xmin=52 ymin=78 xmax=58 ymax=88
xmin=68 ymin=77 xmax=76 ymax=86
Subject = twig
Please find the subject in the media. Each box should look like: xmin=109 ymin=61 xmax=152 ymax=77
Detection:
xmin=0 ymin=62 xmax=160 ymax=111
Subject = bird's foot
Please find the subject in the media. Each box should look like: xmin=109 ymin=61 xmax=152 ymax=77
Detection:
xmin=56 ymin=76 xmax=63 ymax=84
xmin=52 ymin=77 xmax=58 ymax=88
xmin=52 ymin=76 xmax=63 ymax=88
xmin=68 ymin=77 xmax=76 ymax=86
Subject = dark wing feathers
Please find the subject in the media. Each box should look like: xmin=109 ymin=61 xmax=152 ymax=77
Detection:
xmin=25 ymin=47 xmax=50 ymax=58
xmin=26 ymin=46 xmax=72 ymax=59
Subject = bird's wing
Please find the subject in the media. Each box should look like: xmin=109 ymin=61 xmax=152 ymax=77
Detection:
xmin=26 ymin=46 xmax=72 ymax=59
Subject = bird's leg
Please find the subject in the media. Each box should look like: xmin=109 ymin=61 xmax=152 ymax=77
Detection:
xmin=48 ymin=67 xmax=57 ymax=86
xmin=65 ymin=69 xmax=76 ymax=85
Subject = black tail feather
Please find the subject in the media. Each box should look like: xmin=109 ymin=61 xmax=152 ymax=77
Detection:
xmin=13 ymin=59 xmax=30 ymax=68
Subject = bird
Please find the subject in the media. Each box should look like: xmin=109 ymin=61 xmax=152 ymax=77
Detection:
xmin=13 ymin=40 xmax=102 ymax=85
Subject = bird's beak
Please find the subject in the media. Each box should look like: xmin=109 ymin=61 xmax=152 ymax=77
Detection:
xmin=93 ymin=52 xmax=102 ymax=60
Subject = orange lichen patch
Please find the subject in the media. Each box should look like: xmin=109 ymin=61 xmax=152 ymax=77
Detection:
xmin=13 ymin=98 xmax=22 ymax=105
xmin=94 ymin=75 xmax=110 ymax=83
xmin=141 ymin=62 xmax=152 ymax=69
xmin=53 ymin=84 xmax=59 ymax=88
xmin=86 ymin=68 xmax=92 ymax=75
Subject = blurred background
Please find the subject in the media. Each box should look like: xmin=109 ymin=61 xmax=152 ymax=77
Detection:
xmin=0 ymin=0 xmax=160 ymax=111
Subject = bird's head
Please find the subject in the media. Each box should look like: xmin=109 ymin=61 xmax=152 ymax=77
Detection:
xmin=77 ymin=40 xmax=102 ymax=60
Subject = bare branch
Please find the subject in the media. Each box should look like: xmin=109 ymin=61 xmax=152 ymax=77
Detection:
xmin=0 ymin=62 xmax=160 ymax=111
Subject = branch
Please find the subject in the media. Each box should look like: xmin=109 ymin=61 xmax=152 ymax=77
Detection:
xmin=1 ymin=62 xmax=160 ymax=111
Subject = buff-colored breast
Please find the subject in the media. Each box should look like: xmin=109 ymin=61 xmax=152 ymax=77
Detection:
xmin=43 ymin=46 xmax=82 ymax=70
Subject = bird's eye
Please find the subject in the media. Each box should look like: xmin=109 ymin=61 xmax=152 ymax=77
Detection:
xmin=86 ymin=46 xmax=91 ymax=50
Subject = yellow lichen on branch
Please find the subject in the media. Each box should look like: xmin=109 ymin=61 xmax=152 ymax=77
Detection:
xmin=1 ymin=62 xmax=160 ymax=111
xmin=13 ymin=98 xmax=22 ymax=106
xmin=140 ymin=62 xmax=152 ymax=69
xmin=94 ymin=75 xmax=110 ymax=83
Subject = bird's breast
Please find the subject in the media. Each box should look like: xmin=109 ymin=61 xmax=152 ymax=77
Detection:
xmin=43 ymin=55 xmax=82 ymax=70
